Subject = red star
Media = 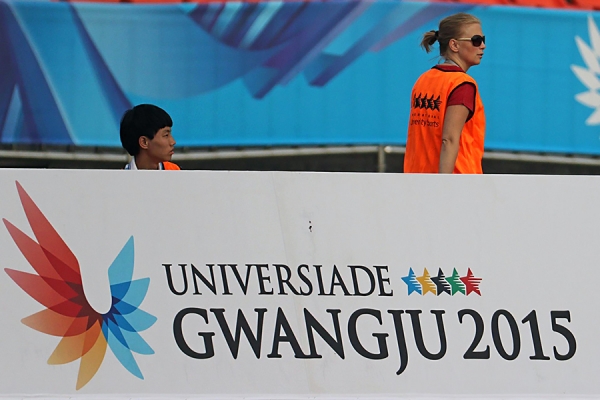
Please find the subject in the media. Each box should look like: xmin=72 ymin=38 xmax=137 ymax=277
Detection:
xmin=460 ymin=268 xmax=482 ymax=296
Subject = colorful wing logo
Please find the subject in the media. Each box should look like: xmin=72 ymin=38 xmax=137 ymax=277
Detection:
xmin=3 ymin=181 xmax=156 ymax=390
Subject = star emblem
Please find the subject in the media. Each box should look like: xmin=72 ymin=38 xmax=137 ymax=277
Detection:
xmin=460 ymin=268 xmax=482 ymax=296
xmin=414 ymin=93 xmax=422 ymax=108
xmin=432 ymin=95 xmax=442 ymax=111
xmin=416 ymin=268 xmax=436 ymax=295
xmin=431 ymin=268 xmax=451 ymax=296
xmin=401 ymin=268 xmax=422 ymax=295
xmin=445 ymin=268 xmax=466 ymax=295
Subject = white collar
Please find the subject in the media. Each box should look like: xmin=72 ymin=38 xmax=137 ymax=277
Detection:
xmin=124 ymin=159 xmax=164 ymax=170
xmin=124 ymin=159 xmax=137 ymax=170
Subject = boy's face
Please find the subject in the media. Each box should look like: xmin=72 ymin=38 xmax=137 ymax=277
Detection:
xmin=143 ymin=127 xmax=175 ymax=163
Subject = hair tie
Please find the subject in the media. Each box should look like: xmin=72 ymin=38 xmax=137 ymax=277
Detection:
xmin=428 ymin=30 xmax=438 ymax=46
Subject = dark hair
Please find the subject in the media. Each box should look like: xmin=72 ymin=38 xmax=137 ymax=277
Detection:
xmin=420 ymin=13 xmax=481 ymax=55
xmin=120 ymin=104 xmax=173 ymax=156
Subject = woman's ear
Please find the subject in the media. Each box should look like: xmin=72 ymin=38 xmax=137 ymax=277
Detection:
xmin=448 ymin=38 xmax=459 ymax=53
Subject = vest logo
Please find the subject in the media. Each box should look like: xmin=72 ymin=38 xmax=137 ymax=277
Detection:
xmin=571 ymin=15 xmax=600 ymax=125
xmin=401 ymin=267 xmax=482 ymax=296
xmin=413 ymin=93 xmax=442 ymax=111
xmin=2 ymin=182 xmax=156 ymax=390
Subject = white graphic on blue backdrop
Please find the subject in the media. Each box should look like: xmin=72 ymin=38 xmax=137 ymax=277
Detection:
xmin=572 ymin=16 xmax=600 ymax=126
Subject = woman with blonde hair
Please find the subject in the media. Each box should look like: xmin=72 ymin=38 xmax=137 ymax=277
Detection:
xmin=404 ymin=13 xmax=486 ymax=174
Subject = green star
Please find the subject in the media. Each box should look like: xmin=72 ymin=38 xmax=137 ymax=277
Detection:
xmin=445 ymin=268 xmax=465 ymax=295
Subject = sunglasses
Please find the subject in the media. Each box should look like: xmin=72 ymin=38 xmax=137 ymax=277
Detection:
xmin=455 ymin=35 xmax=485 ymax=47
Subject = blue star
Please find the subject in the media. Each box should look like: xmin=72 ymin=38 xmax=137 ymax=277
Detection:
xmin=402 ymin=268 xmax=422 ymax=295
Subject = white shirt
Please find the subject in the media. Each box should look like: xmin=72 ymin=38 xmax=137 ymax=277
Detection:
xmin=124 ymin=159 xmax=165 ymax=170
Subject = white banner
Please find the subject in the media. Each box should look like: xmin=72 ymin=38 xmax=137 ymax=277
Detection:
xmin=0 ymin=170 xmax=597 ymax=398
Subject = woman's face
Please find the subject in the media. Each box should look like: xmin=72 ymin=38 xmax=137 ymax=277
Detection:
xmin=455 ymin=23 xmax=485 ymax=68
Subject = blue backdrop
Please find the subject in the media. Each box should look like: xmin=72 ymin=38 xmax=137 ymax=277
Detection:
xmin=0 ymin=0 xmax=599 ymax=154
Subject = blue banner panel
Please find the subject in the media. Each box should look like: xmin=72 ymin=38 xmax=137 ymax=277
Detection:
xmin=0 ymin=0 xmax=599 ymax=154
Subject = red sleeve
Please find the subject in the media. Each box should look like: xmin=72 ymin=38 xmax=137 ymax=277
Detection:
xmin=447 ymin=82 xmax=476 ymax=121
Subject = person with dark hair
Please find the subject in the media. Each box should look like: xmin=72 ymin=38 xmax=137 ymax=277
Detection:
xmin=120 ymin=104 xmax=180 ymax=170
xmin=404 ymin=12 xmax=486 ymax=174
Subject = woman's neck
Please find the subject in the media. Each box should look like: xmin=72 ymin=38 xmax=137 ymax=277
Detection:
xmin=443 ymin=57 xmax=468 ymax=72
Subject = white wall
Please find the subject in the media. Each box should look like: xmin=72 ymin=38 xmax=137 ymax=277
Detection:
xmin=0 ymin=170 xmax=595 ymax=398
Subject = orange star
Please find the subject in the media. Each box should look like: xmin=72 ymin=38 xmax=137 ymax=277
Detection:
xmin=416 ymin=268 xmax=436 ymax=295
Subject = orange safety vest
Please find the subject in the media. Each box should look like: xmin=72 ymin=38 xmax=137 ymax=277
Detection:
xmin=163 ymin=161 xmax=180 ymax=170
xmin=404 ymin=67 xmax=485 ymax=174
